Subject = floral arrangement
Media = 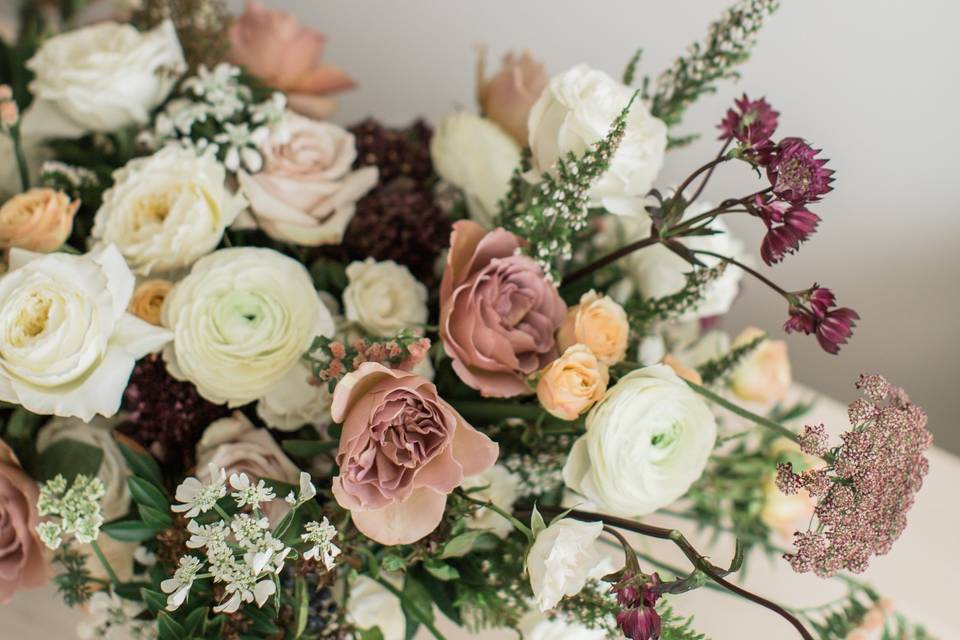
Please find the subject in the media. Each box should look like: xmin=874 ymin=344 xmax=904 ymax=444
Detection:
xmin=0 ymin=1 xmax=938 ymax=639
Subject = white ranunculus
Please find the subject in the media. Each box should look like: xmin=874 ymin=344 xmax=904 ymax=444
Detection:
xmin=518 ymin=611 xmax=607 ymax=640
xmin=256 ymin=360 xmax=332 ymax=432
xmin=527 ymin=518 xmax=613 ymax=612
xmin=342 ymin=258 xmax=428 ymax=337
xmin=430 ymin=111 xmax=520 ymax=227
xmin=92 ymin=146 xmax=247 ymax=275
xmin=527 ymin=65 xmax=667 ymax=216
xmin=23 ymin=20 xmax=185 ymax=138
xmin=162 ymin=247 xmax=334 ymax=406
xmin=460 ymin=464 xmax=520 ymax=538
xmin=346 ymin=575 xmax=406 ymax=640
xmin=563 ymin=364 xmax=717 ymax=516
xmin=0 ymin=245 xmax=172 ymax=420
xmin=36 ymin=417 xmax=130 ymax=520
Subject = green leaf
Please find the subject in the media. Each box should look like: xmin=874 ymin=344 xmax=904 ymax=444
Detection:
xmin=36 ymin=439 xmax=103 ymax=482
xmin=358 ymin=628 xmax=385 ymax=640
xmin=137 ymin=504 xmax=173 ymax=529
xmin=439 ymin=530 xmax=498 ymax=559
xmin=281 ymin=439 xmax=338 ymax=457
xmin=380 ymin=553 xmax=406 ymax=572
xmin=141 ymin=587 xmax=167 ymax=614
xmin=128 ymin=476 xmax=170 ymax=511
xmin=293 ymin=576 xmax=309 ymax=639
xmin=3 ymin=407 xmax=43 ymax=441
xmin=530 ymin=504 xmax=547 ymax=537
xmin=118 ymin=442 xmax=164 ymax=487
xmin=112 ymin=581 xmax=150 ymax=601
xmin=413 ymin=567 xmax=462 ymax=626
xmin=183 ymin=607 xmax=208 ymax=637
xmin=423 ymin=559 xmax=459 ymax=581
xmin=157 ymin=611 xmax=186 ymax=640
xmin=401 ymin=573 xmax=435 ymax=629
xmin=102 ymin=520 xmax=164 ymax=542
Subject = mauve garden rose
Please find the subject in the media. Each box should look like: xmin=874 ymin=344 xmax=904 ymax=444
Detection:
xmin=228 ymin=1 xmax=354 ymax=120
xmin=477 ymin=49 xmax=549 ymax=146
xmin=0 ymin=439 xmax=50 ymax=603
xmin=331 ymin=363 xmax=498 ymax=545
xmin=439 ymin=220 xmax=567 ymax=398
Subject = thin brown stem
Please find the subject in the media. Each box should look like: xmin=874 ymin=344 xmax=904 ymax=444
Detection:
xmin=561 ymin=233 xmax=660 ymax=288
xmin=687 ymin=140 xmax=732 ymax=204
xmin=690 ymin=248 xmax=789 ymax=297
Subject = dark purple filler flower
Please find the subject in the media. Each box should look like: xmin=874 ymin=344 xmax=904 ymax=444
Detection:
xmin=718 ymin=94 xmax=779 ymax=150
xmin=767 ymin=137 xmax=834 ymax=204
xmin=778 ymin=375 xmax=932 ymax=577
xmin=784 ymin=285 xmax=858 ymax=354
xmin=613 ymin=573 xmax=662 ymax=640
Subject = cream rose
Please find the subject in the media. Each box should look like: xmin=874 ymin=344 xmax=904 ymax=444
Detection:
xmin=460 ymin=464 xmax=521 ymax=538
xmin=527 ymin=517 xmax=613 ymax=612
xmin=430 ymin=111 xmax=520 ymax=227
xmin=563 ymin=364 xmax=717 ymax=516
xmin=92 ymin=146 xmax=247 ymax=275
xmin=556 ymin=290 xmax=629 ymax=365
xmin=162 ymin=247 xmax=334 ymax=406
xmin=527 ymin=65 xmax=666 ymax=216
xmin=342 ymin=258 xmax=428 ymax=337
xmin=346 ymin=575 xmax=405 ymax=640
xmin=0 ymin=245 xmax=172 ymax=420
xmin=256 ymin=360 xmax=332 ymax=432
xmin=729 ymin=327 xmax=792 ymax=403
xmin=537 ymin=345 xmax=609 ymax=421
xmin=0 ymin=189 xmax=78 ymax=252
xmin=238 ymin=112 xmax=378 ymax=246
xmin=23 ymin=20 xmax=185 ymax=138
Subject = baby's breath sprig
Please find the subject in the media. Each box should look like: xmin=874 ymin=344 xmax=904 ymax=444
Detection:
xmin=498 ymin=92 xmax=639 ymax=282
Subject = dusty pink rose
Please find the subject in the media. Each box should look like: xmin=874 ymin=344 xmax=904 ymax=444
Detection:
xmin=0 ymin=439 xmax=51 ymax=603
xmin=440 ymin=220 xmax=566 ymax=397
xmin=228 ymin=0 xmax=354 ymax=120
xmin=331 ymin=363 xmax=498 ymax=545
xmin=476 ymin=49 xmax=549 ymax=146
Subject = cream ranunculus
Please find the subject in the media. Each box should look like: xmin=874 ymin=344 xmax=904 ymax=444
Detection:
xmin=161 ymin=247 xmax=334 ymax=406
xmin=537 ymin=345 xmax=609 ymax=421
xmin=23 ymin=20 xmax=185 ymax=138
xmin=556 ymin=290 xmax=629 ymax=365
xmin=430 ymin=111 xmax=520 ymax=227
xmin=563 ymin=364 xmax=717 ymax=516
xmin=0 ymin=245 xmax=172 ymax=420
xmin=527 ymin=65 xmax=666 ymax=216
xmin=238 ymin=112 xmax=378 ymax=246
xmin=256 ymin=360 xmax=332 ymax=432
xmin=729 ymin=327 xmax=792 ymax=403
xmin=527 ymin=517 xmax=613 ymax=612
xmin=343 ymin=258 xmax=428 ymax=337
xmin=460 ymin=464 xmax=521 ymax=538
xmin=92 ymin=146 xmax=247 ymax=276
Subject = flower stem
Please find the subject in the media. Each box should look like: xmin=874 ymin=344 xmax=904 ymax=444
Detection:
xmin=10 ymin=125 xmax=30 ymax=190
xmin=374 ymin=576 xmax=447 ymax=640
xmin=90 ymin=540 xmax=120 ymax=585
xmin=690 ymin=248 xmax=789 ymax=297
xmin=686 ymin=140 xmax=733 ymax=204
xmin=561 ymin=233 xmax=661 ymax=288
xmin=685 ymin=379 xmax=800 ymax=444
xmin=448 ymin=399 xmax=566 ymax=426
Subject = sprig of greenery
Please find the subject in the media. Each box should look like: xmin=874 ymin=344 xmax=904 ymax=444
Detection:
xmin=51 ymin=543 xmax=95 ymax=607
xmin=626 ymin=264 xmax=727 ymax=334
xmin=697 ymin=333 xmax=766 ymax=386
xmin=659 ymin=601 xmax=710 ymax=640
xmin=797 ymin=583 xmax=938 ymax=640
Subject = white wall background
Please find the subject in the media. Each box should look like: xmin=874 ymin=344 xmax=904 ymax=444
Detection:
xmin=236 ymin=0 xmax=960 ymax=452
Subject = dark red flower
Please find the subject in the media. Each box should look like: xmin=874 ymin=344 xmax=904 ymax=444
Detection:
xmin=613 ymin=573 xmax=662 ymax=640
xmin=756 ymin=199 xmax=821 ymax=265
xmin=767 ymin=138 xmax=834 ymax=204
xmin=784 ymin=286 xmax=858 ymax=354
xmin=617 ymin=606 xmax=662 ymax=640
xmin=718 ymin=94 xmax=779 ymax=150
xmin=816 ymin=307 xmax=859 ymax=355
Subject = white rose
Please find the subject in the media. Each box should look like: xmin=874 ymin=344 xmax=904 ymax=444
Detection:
xmin=23 ymin=20 xmax=185 ymax=138
xmin=430 ymin=111 xmax=520 ymax=227
xmin=563 ymin=364 xmax=717 ymax=516
xmin=460 ymin=464 xmax=520 ymax=538
xmin=256 ymin=360 xmax=332 ymax=432
xmin=518 ymin=611 xmax=607 ymax=640
xmin=0 ymin=245 xmax=171 ymax=420
xmin=36 ymin=417 xmax=130 ymax=520
xmin=343 ymin=258 xmax=427 ymax=337
xmin=346 ymin=575 xmax=406 ymax=640
xmin=527 ymin=517 xmax=613 ymax=612
xmin=527 ymin=65 xmax=666 ymax=216
xmin=92 ymin=146 xmax=247 ymax=275
xmin=162 ymin=247 xmax=334 ymax=406
xmin=237 ymin=112 xmax=378 ymax=246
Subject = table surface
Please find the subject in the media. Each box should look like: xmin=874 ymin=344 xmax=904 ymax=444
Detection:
xmin=6 ymin=392 xmax=959 ymax=639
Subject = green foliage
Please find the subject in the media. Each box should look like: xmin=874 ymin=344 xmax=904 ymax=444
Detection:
xmin=118 ymin=442 xmax=165 ymax=488
xmin=555 ymin=579 xmax=619 ymax=635
xmin=35 ymin=439 xmax=103 ymax=482
xmin=659 ymin=601 xmax=710 ymax=640
xmin=697 ymin=333 xmax=766 ymax=386
xmin=622 ymin=48 xmax=644 ymax=85
xmin=626 ymin=264 xmax=727 ymax=335
xmin=799 ymin=583 xmax=939 ymax=640
xmin=51 ymin=543 xmax=94 ymax=607
xmin=451 ymin=531 xmax=532 ymax=632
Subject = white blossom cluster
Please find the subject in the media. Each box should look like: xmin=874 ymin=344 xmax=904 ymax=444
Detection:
xmin=140 ymin=63 xmax=286 ymax=173
xmin=163 ymin=465 xmax=339 ymax=614
xmin=39 ymin=160 xmax=99 ymax=189
xmin=76 ymin=591 xmax=158 ymax=640
xmin=36 ymin=474 xmax=106 ymax=549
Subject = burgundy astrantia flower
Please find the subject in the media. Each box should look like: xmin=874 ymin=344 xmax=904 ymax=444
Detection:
xmin=753 ymin=195 xmax=821 ymax=265
xmin=784 ymin=285 xmax=858 ymax=354
xmin=767 ymin=137 xmax=834 ymax=204
xmin=718 ymin=94 xmax=779 ymax=152
xmin=613 ymin=572 xmax=662 ymax=640
xmin=778 ymin=375 xmax=932 ymax=576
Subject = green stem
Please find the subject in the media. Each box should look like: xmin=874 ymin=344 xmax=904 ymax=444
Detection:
xmin=10 ymin=125 xmax=30 ymax=190
xmin=90 ymin=540 xmax=120 ymax=585
xmin=448 ymin=400 xmax=565 ymax=426
xmin=374 ymin=576 xmax=447 ymax=640
xmin=685 ymin=379 xmax=800 ymax=444
xmin=214 ymin=504 xmax=232 ymax=522
xmin=456 ymin=489 xmax=533 ymax=541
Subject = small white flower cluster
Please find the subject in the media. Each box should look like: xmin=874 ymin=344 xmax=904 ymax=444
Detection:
xmin=39 ymin=160 xmax=99 ymax=189
xmin=36 ymin=474 xmax=106 ymax=550
xmin=141 ymin=63 xmax=286 ymax=173
xmin=76 ymin=591 xmax=157 ymax=640
xmin=163 ymin=466 xmax=339 ymax=615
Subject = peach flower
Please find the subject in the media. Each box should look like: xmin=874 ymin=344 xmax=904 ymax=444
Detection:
xmin=0 ymin=439 xmax=51 ymax=603
xmin=729 ymin=327 xmax=792 ymax=403
xmin=440 ymin=220 xmax=566 ymax=398
xmin=476 ymin=49 xmax=549 ymax=146
xmin=661 ymin=355 xmax=703 ymax=385
xmin=0 ymin=188 xmax=78 ymax=252
xmin=128 ymin=279 xmax=173 ymax=326
xmin=228 ymin=1 xmax=354 ymax=120
xmin=537 ymin=345 xmax=609 ymax=420
xmin=556 ymin=290 xmax=629 ymax=366
xmin=331 ymin=363 xmax=498 ymax=545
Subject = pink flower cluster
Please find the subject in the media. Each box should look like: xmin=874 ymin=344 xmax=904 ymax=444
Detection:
xmin=777 ymin=374 xmax=932 ymax=577
xmin=310 ymin=334 xmax=431 ymax=388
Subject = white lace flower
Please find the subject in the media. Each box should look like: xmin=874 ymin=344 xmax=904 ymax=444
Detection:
xmin=161 ymin=555 xmax=202 ymax=611
xmin=212 ymin=556 xmax=277 ymax=614
xmin=230 ymin=512 xmax=271 ymax=549
xmin=185 ymin=519 xmax=230 ymax=559
xmin=76 ymin=591 xmax=156 ymax=640
xmin=171 ymin=464 xmax=227 ymax=518
xmin=36 ymin=473 xmax=106 ymax=548
xmin=301 ymin=518 xmax=340 ymax=570
xmin=229 ymin=473 xmax=276 ymax=510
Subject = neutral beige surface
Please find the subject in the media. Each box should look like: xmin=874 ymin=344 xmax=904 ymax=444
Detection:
xmin=6 ymin=393 xmax=958 ymax=639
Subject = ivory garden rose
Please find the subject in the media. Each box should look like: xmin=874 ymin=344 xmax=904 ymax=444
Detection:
xmin=343 ymin=258 xmax=428 ymax=337
xmin=0 ymin=189 xmax=78 ymax=252
xmin=440 ymin=220 xmax=566 ymax=398
xmin=526 ymin=517 xmax=612 ymax=612
xmin=331 ymin=363 xmax=498 ymax=545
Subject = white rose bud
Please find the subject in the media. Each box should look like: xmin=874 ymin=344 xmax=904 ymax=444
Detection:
xmin=343 ymin=258 xmax=428 ymax=337
xmin=430 ymin=111 xmax=520 ymax=228
xmin=563 ymin=364 xmax=717 ymax=516
xmin=527 ymin=517 xmax=612 ymax=612
xmin=92 ymin=146 xmax=247 ymax=276
xmin=23 ymin=20 xmax=185 ymax=138
xmin=527 ymin=65 xmax=666 ymax=216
